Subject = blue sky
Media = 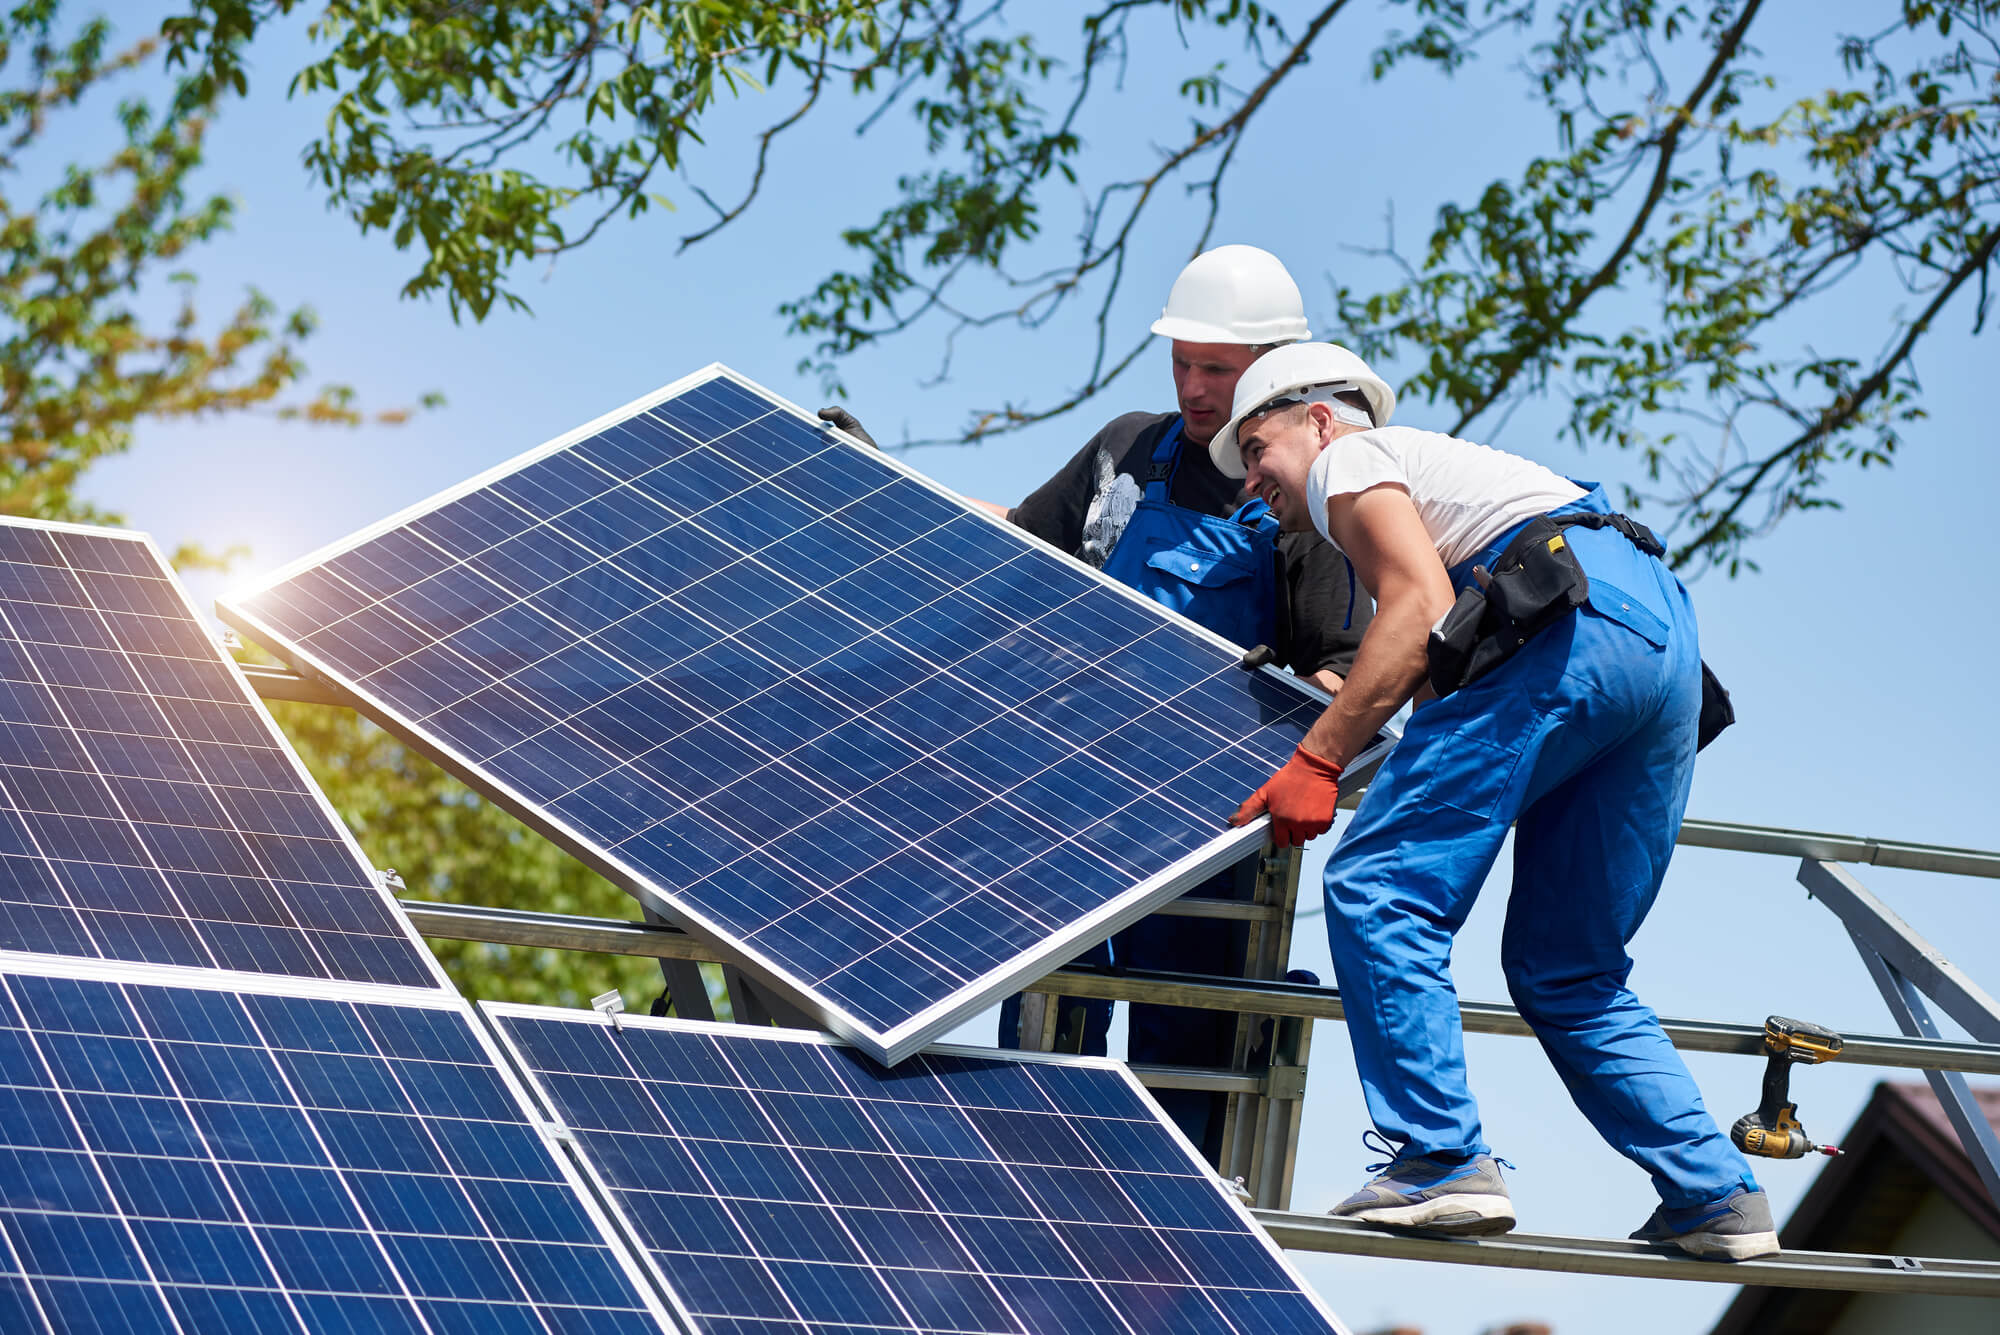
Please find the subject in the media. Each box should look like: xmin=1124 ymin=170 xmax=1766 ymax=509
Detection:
xmin=81 ymin=4 xmax=2000 ymax=1332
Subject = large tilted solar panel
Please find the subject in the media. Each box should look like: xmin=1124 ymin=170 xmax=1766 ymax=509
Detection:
xmin=490 ymin=1007 xmax=1348 ymax=1335
xmin=0 ymin=964 xmax=673 ymax=1333
xmin=0 ymin=520 xmax=440 ymax=989
xmin=220 ymin=366 xmax=1331 ymax=1063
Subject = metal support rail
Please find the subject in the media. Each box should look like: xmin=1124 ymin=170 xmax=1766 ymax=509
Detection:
xmin=239 ymin=663 xmax=348 ymax=707
xmin=1249 ymin=1212 xmax=2000 ymax=1297
xmin=1677 ymin=818 xmax=2000 ymax=880
xmin=399 ymin=901 xmax=2000 ymax=1076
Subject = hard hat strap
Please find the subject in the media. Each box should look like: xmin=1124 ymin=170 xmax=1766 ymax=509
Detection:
xmin=1253 ymin=382 xmax=1374 ymax=430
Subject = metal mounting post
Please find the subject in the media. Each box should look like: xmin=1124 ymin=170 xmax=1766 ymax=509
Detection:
xmin=1798 ymin=859 xmax=2000 ymax=1208
xmin=1218 ymin=845 xmax=1313 ymax=1210
xmin=722 ymin=967 xmax=814 ymax=1030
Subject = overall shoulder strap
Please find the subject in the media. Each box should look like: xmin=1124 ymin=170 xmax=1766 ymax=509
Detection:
xmin=1142 ymin=417 xmax=1185 ymax=503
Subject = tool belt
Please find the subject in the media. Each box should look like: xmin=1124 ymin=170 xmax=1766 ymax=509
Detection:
xmin=1426 ymin=511 xmax=1735 ymax=750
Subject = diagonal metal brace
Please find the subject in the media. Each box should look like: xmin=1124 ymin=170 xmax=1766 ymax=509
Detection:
xmin=1796 ymin=859 xmax=2000 ymax=1043
xmin=1799 ymin=859 xmax=2000 ymax=1209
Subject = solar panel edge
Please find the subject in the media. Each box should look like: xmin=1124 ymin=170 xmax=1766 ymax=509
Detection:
xmin=476 ymin=1002 xmax=719 ymax=1335
xmin=0 ymin=954 xmax=688 ymax=1334
xmin=0 ymin=946 xmax=463 ymax=1015
xmin=221 ymin=362 xmax=741 ymax=607
xmin=0 ymin=516 xmax=158 ymax=543
xmin=1090 ymin=1053 xmax=1356 ymax=1335
xmin=0 ymin=517 xmax=454 ymax=992
xmin=869 ymin=821 xmax=1273 ymax=1067
xmin=479 ymin=1002 xmax=1352 ymax=1335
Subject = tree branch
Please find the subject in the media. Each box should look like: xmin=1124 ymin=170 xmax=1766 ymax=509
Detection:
xmin=1450 ymin=0 xmax=1768 ymax=435
xmin=1669 ymin=221 xmax=2000 ymax=568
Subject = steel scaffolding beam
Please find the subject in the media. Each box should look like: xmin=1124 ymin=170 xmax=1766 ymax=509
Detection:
xmin=1250 ymin=1212 xmax=2000 ymax=1297
xmin=398 ymin=901 xmax=2000 ymax=1076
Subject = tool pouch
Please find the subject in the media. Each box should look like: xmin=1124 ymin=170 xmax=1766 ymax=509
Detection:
xmin=1697 ymin=659 xmax=1734 ymax=751
xmin=1426 ymin=516 xmax=1589 ymax=699
xmin=1425 ymin=586 xmax=1487 ymax=698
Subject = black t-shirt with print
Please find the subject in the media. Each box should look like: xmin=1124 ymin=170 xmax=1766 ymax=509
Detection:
xmin=1008 ymin=411 xmax=1372 ymax=676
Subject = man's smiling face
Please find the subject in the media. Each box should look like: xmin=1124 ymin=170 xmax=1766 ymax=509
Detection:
xmin=1238 ymin=403 xmax=1331 ymax=533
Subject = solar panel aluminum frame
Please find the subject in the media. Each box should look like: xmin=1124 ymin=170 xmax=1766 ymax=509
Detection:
xmin=0 ymin=518 xmax=453 ymax=992
xmin=0 ymin=950 xmax=685 ymax=1333
xmin=479 ymin=1003 xmax=1355 ymax=1335
xmin=218 ymin=365 xmax=1396 ymax=1065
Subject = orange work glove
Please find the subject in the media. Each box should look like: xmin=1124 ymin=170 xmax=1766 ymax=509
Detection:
xmin=1229 ymin=745 xmax=1343 ymax=848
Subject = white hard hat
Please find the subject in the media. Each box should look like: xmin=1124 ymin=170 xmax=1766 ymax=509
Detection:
xmin=1209 ymin=342 xmax=1396 ymax=479
xmin=1150 ymin=244 xmax=1311 ymax=345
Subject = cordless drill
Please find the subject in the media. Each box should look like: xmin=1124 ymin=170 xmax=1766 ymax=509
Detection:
xmin=1731 ymin=1015 xmax=1844 ymax=1160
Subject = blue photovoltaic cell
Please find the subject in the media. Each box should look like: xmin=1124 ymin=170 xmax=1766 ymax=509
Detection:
xmin=0 ymin=521 xmax=436 ymax=988
xmin=0 ymin=970 xmax=666 ymax=1334
xmin=492 ymin=1008 xmax=1345 ymax=1335
xmin=221 ymin=370 xmax=1322 ymax=1057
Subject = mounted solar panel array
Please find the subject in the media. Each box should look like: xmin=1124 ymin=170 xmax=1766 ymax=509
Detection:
xmin=220 ymin=365 xmax=1349 ymax=1063
xmin=0 ymin=522 xmax=439 ymax=989
xmin=490 ymin=1007 xmax=1347 ymax=1335
xmin=0 ymin=520 xmax=677 ymax=1331
xmin=0 ymin=962 xmax=671 ymax=1333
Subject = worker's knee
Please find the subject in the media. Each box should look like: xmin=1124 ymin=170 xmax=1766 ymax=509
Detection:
xmin=1501 ymin=958 xmax=1629 ymax=1028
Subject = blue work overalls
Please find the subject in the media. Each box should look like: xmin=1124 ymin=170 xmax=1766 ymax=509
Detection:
xmin=1001 ymin=419 xmax=1282 ymax=1157
xmin=1322 ymin=485 xmax=1758 ymax=1208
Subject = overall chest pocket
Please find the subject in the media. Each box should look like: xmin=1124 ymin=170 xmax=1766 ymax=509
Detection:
xmin=1145 ymin=544 xmax=1255 ymax=590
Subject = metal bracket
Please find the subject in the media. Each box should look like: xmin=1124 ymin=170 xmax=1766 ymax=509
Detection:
xmin=1264 ymin=1065 xmax=1308 ymax=1101
xmin=537 ymin=1120 xmax=576 ymax=1146
xmin=375 ymin=867 xmax=406 ymax=892
xmin=590 ymin=989 xmax=628 ymax=1031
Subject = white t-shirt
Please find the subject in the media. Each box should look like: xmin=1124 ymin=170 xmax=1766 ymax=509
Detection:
xmin=1306 ymin=425 xmax=1587 ymax=569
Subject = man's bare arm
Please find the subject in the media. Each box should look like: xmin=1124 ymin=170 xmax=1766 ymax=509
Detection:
xmin=1297 ymin=485 xmax=1454 ymax=767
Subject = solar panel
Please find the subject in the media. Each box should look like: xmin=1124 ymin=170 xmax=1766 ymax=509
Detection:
xmin=488 ymin=1005 xmax=1348 ymax=1335
xmin=0 ymin=519 xmax=440 ymax=989
xmin=0 ymin=960 xmax=673 ymax=1333
xmin=220 ymin=366 xmax=1370 ymax=1063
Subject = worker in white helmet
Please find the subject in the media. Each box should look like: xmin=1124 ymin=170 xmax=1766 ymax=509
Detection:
xmin=821 ymin=246 xmax=1373 ymax=1158
xmin=1209 ymin=342 xmax=1772 ymax=1259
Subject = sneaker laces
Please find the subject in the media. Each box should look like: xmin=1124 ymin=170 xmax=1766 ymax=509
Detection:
xmin=1360 ymin=1128 xmax=1517 ymax=1175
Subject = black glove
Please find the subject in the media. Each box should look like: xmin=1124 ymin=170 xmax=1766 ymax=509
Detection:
xmin=816 ymin=406 xmax=878 ymax=449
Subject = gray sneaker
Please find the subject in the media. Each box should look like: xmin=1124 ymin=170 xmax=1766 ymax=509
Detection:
xmin=1630 ymin=1187 xmax=1780 ymax=1260
xmin=1330 ymin=1146 xmax=1516 ymax=1236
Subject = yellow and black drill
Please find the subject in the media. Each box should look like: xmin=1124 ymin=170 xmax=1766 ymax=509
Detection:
xmin=1731 ymin=1015 xmax=1845 ymax=1160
